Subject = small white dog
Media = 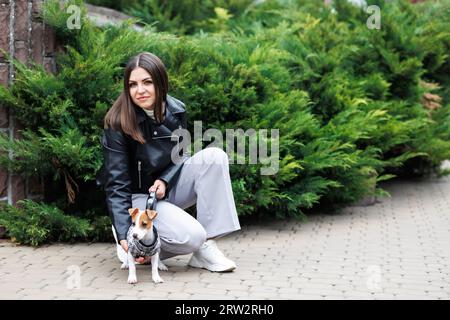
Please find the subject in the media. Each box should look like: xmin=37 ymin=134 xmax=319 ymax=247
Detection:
xmin=121 ymin=207 xmax=167 ymax=284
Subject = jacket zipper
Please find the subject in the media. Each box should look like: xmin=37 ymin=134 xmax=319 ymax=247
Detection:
xmin=152 ymin=135 xmax=179 ymax=139
xmin=138 ymin=160 xmax=142 ymax=189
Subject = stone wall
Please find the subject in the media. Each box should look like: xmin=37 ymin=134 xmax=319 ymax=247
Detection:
xmin=0 ymin=0 xmax=57 ymax=204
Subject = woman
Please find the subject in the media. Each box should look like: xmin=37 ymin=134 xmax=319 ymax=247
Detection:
xmin=98 ymin=52 xmax=241 ymax=272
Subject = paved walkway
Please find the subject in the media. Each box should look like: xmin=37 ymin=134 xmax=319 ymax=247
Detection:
xmin=1 ymin=171 xmax=450 ymax=300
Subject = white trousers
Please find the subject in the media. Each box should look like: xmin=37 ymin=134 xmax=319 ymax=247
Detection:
xmin=113 ymin=147 xmax=241 ymax=261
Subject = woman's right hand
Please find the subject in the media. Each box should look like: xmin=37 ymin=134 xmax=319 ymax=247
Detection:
xmin=120 ymin=239 xmax=128 ymax=253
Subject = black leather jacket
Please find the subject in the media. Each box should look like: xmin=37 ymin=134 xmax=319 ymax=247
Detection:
xmin=96 ymin=95 xmax=189 ymax=244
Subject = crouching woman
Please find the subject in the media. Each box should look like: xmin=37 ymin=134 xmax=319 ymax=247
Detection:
xmin=98 ymin=52 xmax=241 ymax=272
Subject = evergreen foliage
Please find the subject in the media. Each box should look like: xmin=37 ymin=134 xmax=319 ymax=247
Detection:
xmin=0 ymin=0 xmax=449 ymax=245
xmin=0 ymin=200 xmax=92 ymax=246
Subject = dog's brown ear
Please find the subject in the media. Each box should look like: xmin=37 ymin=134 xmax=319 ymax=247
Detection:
xmin=146 ymin=209 xmax=157 ymax=220
xmin=128 ymin=208 xmax=139 ymax=217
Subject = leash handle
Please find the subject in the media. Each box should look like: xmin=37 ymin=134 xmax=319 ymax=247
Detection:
xmin=146 ymin=186 xmax=158 ymax=210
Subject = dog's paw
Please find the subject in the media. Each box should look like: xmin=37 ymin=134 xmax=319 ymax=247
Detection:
xmin=158 ymin=261 xmax=168 ymax=271
xmin=152 ymin=275 xmax=164 ymax=284
xmin=127 ymin=275 xmax=138 ymax=284
xmin=120 ymin=263 xmax=129 ymax=270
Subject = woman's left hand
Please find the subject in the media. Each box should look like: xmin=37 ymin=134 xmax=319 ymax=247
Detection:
xmin=149 ymin=180 xmax=166 ymax=199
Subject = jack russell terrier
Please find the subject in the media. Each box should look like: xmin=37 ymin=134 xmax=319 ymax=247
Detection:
xmin=121 ymin=192 xmax=167 ymax=284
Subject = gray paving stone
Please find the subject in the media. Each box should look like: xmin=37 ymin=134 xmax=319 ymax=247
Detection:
xmin=2 ymin=172 xmax=450 ymax=299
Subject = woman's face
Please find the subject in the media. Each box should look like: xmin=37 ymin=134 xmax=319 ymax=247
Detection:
xmin=129 ymin=67 xmax=156 ymax=110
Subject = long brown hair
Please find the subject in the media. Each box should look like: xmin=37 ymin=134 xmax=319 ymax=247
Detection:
xmin=104 ymin=52 xmax=169 ymax=144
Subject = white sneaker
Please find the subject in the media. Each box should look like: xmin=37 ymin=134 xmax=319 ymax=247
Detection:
xmin=188 ymin=240 xmax=237 ymax=272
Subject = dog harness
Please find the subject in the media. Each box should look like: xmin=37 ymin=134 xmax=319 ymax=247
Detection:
xmin=127 ymin=191 xmax=161 ymax=259
xmin=127 ymin=225 xmax=161 ymax=259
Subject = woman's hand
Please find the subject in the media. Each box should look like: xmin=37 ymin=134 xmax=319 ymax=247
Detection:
xmin=149 ymin=179 xmax=166 ymax=199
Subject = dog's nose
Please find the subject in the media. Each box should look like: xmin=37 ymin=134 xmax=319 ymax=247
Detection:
xmin=133 ymin=234 xmax=138 ymax=239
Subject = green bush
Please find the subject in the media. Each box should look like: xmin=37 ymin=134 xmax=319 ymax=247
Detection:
xmin=86 ymin=0 xmax=255 ymax=34
xmin=0 ymin=200 xmax=92 ymax=246
xmin=0 ymin=0 xmax=449 ymax=245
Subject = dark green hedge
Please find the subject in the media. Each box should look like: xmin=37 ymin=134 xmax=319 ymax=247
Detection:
xmin=0 ymin=0 xmax=449 ymax=245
